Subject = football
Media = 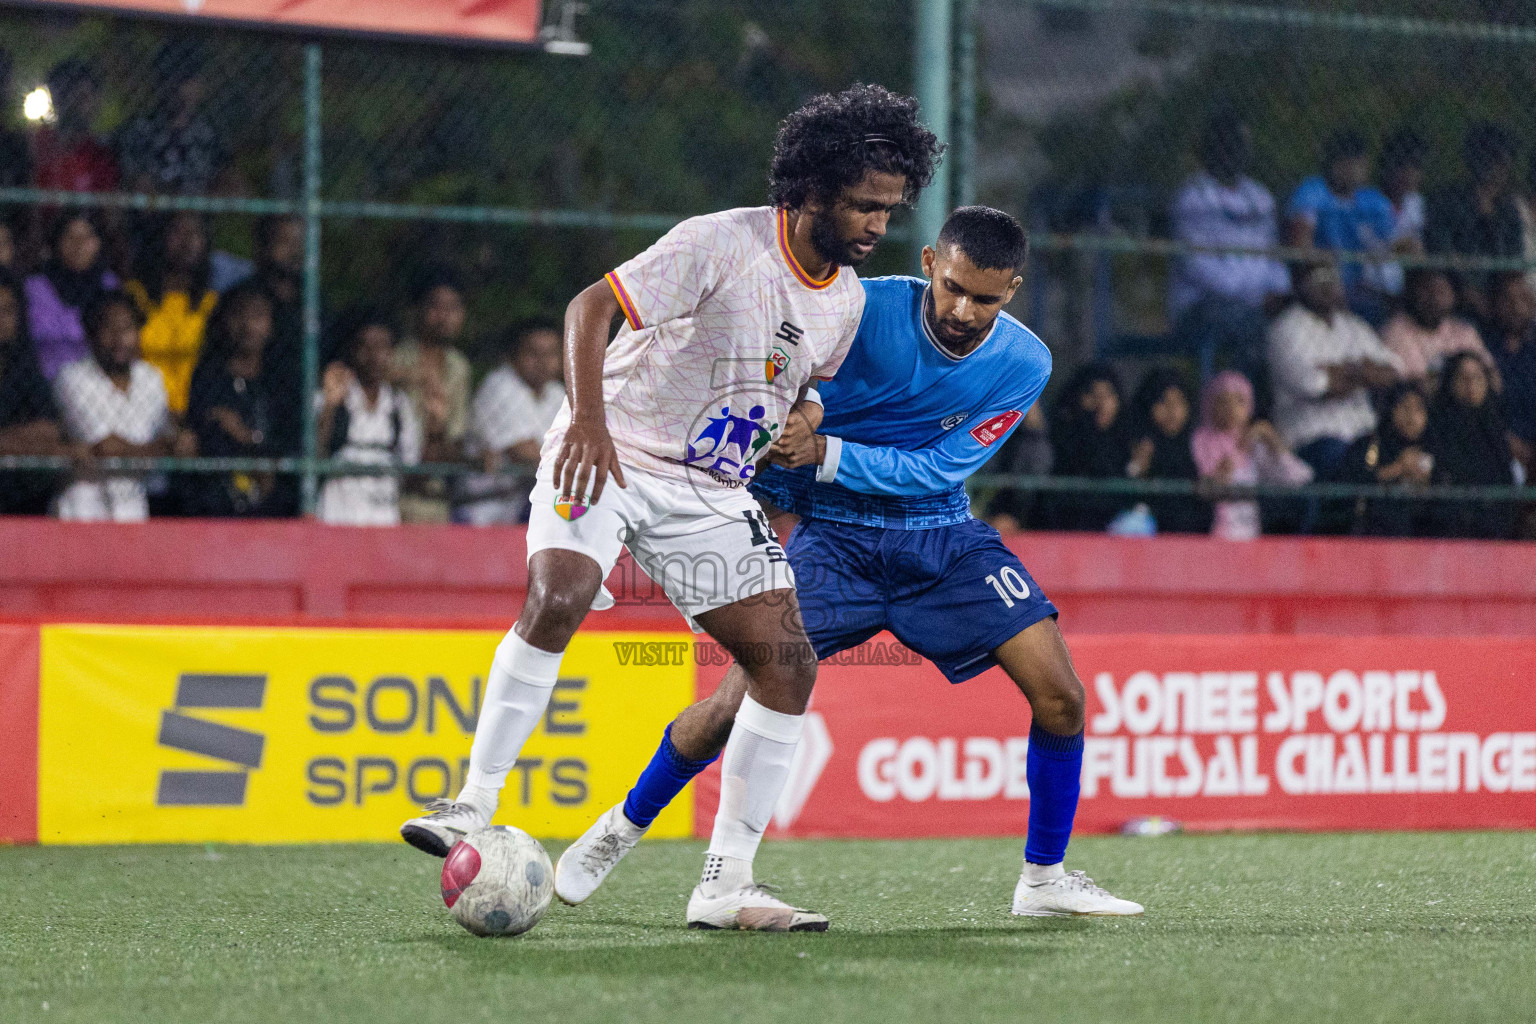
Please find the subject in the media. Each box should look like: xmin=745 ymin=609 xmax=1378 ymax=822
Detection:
xmin=440 ymin=826 xmax=555 ymax=937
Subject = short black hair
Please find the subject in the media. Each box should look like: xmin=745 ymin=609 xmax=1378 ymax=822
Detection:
xmin=1380 ymin=127 xmax=1427 ymax=172
xmin=1464 ymin=121 xmax=1516 ymax=178
xmin=82 ymin=289 xmax=141 ymax=339
xmin=937 ymin=206 xmax=1028 ymax=273
xmin=329 ymin=306 xmax=394 ymax=365
xmin=1322 ymin=130 xmax=1368 ymax=167
xmin=411 ymin=266 xmax=466 ymax=306
xmin=768 ymin=83 xmax=943 ymax=210
xmin=254 ymin=214 xmax=303 ymax=254
xmin=505 ymin=315 xmax=562 ymax=356
xmin=1199 ymin=110 xmax=1250 ymax=177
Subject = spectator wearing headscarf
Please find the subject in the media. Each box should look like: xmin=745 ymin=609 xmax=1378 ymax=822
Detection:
xmin=1428 ymin=351 xmax=1516 ymax=539
xmin=1341 ymin=383 xmax=1434 ymax=537
xmin=1125 ymin=366 xmax=1210 ymax=533
xmin=1042 ymin=363 xmax=1132 ymax=532
xmin=0 ymin=272 xmax=78 ymax=513
xmin=182 ymin=283 xmax=299 ymax=517
xmin=24 ymin=213 xmax=119 ymax=381
xmin=1192 ymin=370 xmax=1313 ymax=541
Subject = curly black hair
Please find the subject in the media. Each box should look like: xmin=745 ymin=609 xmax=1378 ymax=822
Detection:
xmin=768 ymin=83 xmax=944 ymax=210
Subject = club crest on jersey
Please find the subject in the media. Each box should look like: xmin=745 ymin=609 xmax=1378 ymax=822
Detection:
xmin=686 ymin=403 xmax=777 ymax=482
xmin=941 ymin=411 xmax=970 ymax=430
xmin=765 ymin=347 xmax=792 ymax=382
xmin=553 ymin=493 xmax=587 ymax=520
xmin=969 ymin=410 xmax=1022 ymax=446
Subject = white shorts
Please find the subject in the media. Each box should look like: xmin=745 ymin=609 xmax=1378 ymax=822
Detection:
xmin=526 ymin=453 xmax=795 ymax=628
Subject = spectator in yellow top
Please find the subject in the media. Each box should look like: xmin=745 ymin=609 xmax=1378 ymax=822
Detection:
xmin=125 ymin=211 xmax=217 ymax=416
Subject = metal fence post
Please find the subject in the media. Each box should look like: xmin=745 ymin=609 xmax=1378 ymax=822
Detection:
xmin=300 ymin=42 xmax=323 ymax=515
xmin=955 ymin=0 xmax=978 ymax=208
xmin=912 ymin=0 xmax=952 ymax=270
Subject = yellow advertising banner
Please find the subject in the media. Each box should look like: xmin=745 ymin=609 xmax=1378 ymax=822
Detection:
xmin=38 ymin=625 xmax=695 ymax=844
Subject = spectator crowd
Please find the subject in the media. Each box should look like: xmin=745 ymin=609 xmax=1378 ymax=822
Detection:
xmin=0 ymin=205 xmax=565 ymax=526
xmin=1 ymin=53 xmax=1533 ymax=538
xmin=988 ymin=112 xmax=1535 ymax=541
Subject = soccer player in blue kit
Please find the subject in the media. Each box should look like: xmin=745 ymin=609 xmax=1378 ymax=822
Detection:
xmin=556 ymin=206 xmax=1143 ymax=924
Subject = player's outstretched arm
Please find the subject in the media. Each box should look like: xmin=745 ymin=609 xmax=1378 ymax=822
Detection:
xmin=816 ymin=402 xmax=1030 ymax=496
xmin=555 ymin=280 xmax=629 ymax=503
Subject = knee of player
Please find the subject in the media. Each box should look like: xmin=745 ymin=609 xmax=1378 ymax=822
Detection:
xmin=523 ymin=578 xmax=590 ymax=632
xmin=780 ymin=653 xmax=818 ymax=700
xmin=1049 ymin=671 xmax=1087 ymax=732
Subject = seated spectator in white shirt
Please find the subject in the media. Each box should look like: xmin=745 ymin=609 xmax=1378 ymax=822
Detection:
xmin=1379 ymin=269 xmax=1494 ymax=386
xmin=454 ymin=318 xmax=566 ymax=526
xmin=53 ymin=290 xmax=190 ymax=521
xmin=1168 ymin=112 xmax=1289 ymax=376
xmin=314 ymin=310 xmax=422 ymax=526
xmin=1268 ymin=261 xmax=1402 ymax=481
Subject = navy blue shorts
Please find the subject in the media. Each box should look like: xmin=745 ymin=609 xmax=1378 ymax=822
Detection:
xmin=786 ymin=517 xmax=1058 ymax=684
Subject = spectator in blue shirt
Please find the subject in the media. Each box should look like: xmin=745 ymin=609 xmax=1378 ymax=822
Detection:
xmin=1286 ymin=131 xmax=1397 ymax=324
xmin=1169 ymin=112 xmax=1289 ymax=381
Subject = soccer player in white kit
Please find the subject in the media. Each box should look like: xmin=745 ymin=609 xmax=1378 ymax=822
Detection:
xmin=401 ymin=84 xmax=943 ymax=931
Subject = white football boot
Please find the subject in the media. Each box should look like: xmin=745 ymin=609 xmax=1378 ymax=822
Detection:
xmin=554 ymin=803 xmax=647 ymax=906
xmin=399 ymin=798 xmax=489 ymax=858
xmin=687 ymin=857 xmax=829 ymax=933
xmin=1011 ymin=868 xmax=1144 ymax=917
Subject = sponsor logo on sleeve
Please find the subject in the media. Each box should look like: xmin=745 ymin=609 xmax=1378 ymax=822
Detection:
xmin=968 ymin=410 xmax=1022 ymax=447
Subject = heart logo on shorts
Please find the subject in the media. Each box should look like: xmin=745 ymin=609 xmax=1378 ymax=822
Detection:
xmin=554 ymin=494 xmax=587 ymax=521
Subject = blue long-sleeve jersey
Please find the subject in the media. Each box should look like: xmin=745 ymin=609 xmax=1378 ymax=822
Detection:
xmin=751 ymin=275 xmax=1052 ymax=529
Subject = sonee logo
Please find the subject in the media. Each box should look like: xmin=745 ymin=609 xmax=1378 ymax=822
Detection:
xmin=774 ymin=320 xmax=804 ymax=346
xmin=156 ymin=673 xmax=267 ymax=806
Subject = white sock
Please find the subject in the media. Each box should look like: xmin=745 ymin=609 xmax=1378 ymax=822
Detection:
xmin=456 ymin=627 xmax=563 ymax=819
xmin=1021 ymin=860 xmax=1065 ymax=885
xmin=702 ymin=694 xmax=804 ymax=892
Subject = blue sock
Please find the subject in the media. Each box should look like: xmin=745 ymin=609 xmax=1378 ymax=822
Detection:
xmin=1024 ymin=722 xmax=1084 ymax=865
xmin=621 ymin=725 xmax=720 ymax=829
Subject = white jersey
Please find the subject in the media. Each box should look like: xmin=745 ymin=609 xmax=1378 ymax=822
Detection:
xmin=544 ymin=206 xmax=865 ymax=490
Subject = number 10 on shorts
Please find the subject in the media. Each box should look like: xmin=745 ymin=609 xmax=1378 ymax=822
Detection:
xmin=985 ymin=567 xmax=1030 ymax=607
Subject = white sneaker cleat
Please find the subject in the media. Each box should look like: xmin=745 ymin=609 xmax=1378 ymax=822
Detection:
xmin=686 ymin=883 xmax=829 ymax=932
xmin=1011 ymin=869 xmax=1144 ymax=917
xmin=399 ymin=798 xmax=489 ymax=858
xmin=555 ymin=803 xmax=647 ymax=906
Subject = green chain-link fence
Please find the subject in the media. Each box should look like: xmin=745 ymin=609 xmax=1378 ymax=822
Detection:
xmin=0 ymin=0 xmax=1531 ymax=535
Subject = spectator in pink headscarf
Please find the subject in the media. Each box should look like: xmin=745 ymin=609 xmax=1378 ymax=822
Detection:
xmin=1192 ymin=370 xmax=1314 ymax=540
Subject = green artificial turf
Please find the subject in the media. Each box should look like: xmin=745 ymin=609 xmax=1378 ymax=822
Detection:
xmin=1 ymin=832 xmax=1533 ymax=1023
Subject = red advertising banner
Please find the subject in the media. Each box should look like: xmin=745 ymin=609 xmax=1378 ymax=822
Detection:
xmin=29 ymin=1 xmax=543 ymax=45
xmin=0 ymin=624 xmax=40 ymax=844
xmin=693 ymin=635 xmax=1536 ymax=839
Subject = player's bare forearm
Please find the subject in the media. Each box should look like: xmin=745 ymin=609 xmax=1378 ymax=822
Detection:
xmin=563 ymin=280 xmax=623 ymax=423
xmin=557 ymin=280 xmax=630 ymax=499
